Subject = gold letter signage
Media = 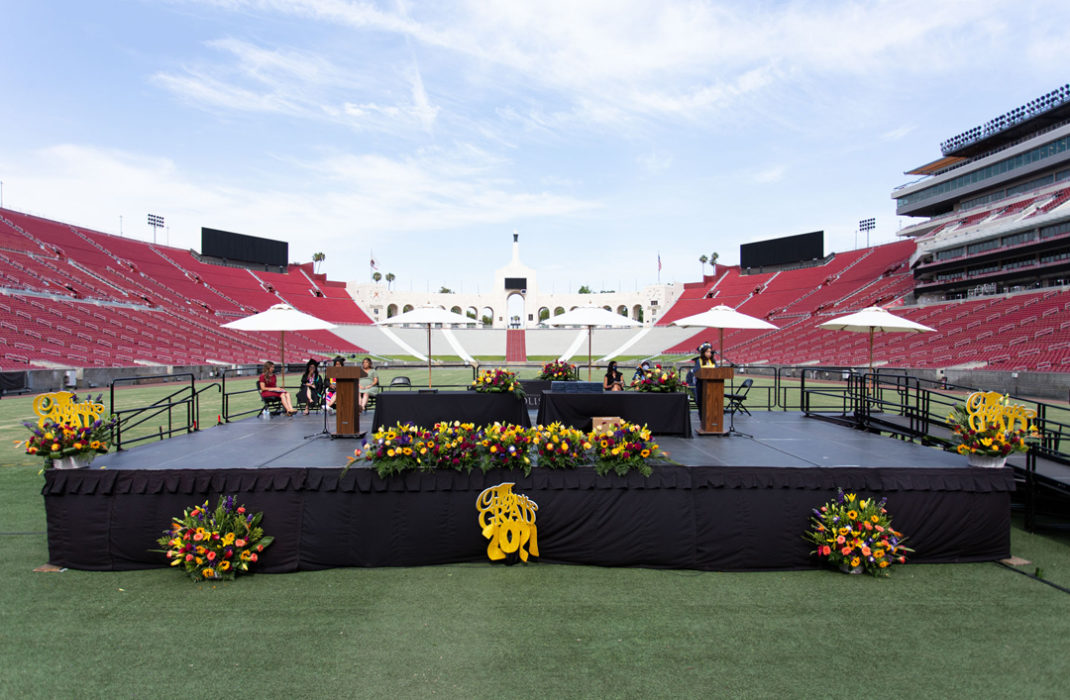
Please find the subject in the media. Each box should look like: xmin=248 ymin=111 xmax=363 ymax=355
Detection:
xmin=32 ymin=391 xmax=105 ymax=429
xmin=476 ymin=482 xmax=539 ymax=563
xmin=965 ymin=391 xmax=1036 ymax=433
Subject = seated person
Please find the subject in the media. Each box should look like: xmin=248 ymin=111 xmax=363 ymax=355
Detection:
xmin=603 ymin=360 xmax=624 ymax=391
xmin=632 ymin=360 xmax=651 ymax=383
xmin=258 ymin=361 xmax=296 ymax=416
xmin=297 ymin=359 xmax=324 ymax=414
xmin=358 ymin=357 xmax=380 ymax=412
xmin=324 ymin=356 xmax=345 ymax=411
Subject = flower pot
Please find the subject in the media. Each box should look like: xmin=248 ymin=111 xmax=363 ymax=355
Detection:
xmin=838 ymin=563 xmax=864 ymax=575
xmin=53 ymin=455 xmax=92 ymax=470
xmin=967 ymin=453 xmax=1007 ymax=469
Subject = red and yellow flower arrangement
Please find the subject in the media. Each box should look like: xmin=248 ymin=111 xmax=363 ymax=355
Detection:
xmin=156 ymin=495 xmax=274 ymax=582
xmin=804 ymin=489 xmax=912 ymax=577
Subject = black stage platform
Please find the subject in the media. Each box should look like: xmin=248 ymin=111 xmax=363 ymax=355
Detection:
xmin=43 ymin=410 xmax=1013 ymax=572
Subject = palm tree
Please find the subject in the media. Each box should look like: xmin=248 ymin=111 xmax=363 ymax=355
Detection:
xmin=699 ymin=254 xmax=708 ymax=276
xmin=372 ymin=271 xmax=382 ymax=283
xmin=709 ymin=252 xmax=719 ymax=273
xmin=385 ymin=272 xmax=395 ymax=290
xmin=312 ymin=252 xmax=325 ymax=273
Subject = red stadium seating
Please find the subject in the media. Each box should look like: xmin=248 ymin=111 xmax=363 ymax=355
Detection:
xmin=0 ymin=208 xmax=364 ymax=368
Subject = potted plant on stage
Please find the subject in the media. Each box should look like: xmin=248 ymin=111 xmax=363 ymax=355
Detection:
xmin=946 ymin=391 xmax=1039 ymax=468
xmin=472 ymin=368 xmax=525 ymax=399
xmin=804 ymin=489 xmax=912 ymax=577
xmin=18 ymin=392 xmax=117 ymax=470
xmin=631 ymin=364 xmax=684 ymax=392
xmin=538 ymin=360 xmax=578 ymax=382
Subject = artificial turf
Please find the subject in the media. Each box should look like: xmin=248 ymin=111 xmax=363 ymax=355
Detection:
xmin=3 ymin=381 xmax=1070 ymax=697
xmin=2 ymin=464 xmax=1069 ymax=699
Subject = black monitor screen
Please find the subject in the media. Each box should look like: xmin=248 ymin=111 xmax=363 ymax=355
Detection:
xmin=740 ymin=231 xmax=823 ymax=269
xmin=504 ymin=277 xmax=527 ymax=291
xmin=202 ymin=227 xmax=288 ymax=267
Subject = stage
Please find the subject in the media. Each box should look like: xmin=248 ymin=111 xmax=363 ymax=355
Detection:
xmin=42 ymin=409 xmax=1013 ymax=572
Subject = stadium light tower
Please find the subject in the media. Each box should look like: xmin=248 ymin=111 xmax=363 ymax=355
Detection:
xmin=859 ymin=217 xmax=876 ymax=247
xmin=147 ymin=213 xmax=165 ymax=244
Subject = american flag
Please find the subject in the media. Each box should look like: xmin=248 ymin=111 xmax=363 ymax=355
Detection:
xmin=657 ymin=252 xmax=662 ymax=272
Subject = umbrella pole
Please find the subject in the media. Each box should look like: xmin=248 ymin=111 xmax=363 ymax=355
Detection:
xmin=279 ymin=330 xmax=286 ymax=388
xmin=868 ymin=328 xmax=874 ymax=374
xmin=427 ymin=325 xmax=433 ymax=388
xmin=588 ymin=327 xmax=593 ymax=381
xmin=719 ymin=327 xmax=725 ymax=361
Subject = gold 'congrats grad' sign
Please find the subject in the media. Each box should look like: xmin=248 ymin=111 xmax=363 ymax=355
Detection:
xmin=33 ymin=391 xmax=105 ymax=429
xmin=476 ymin=483 xmax=539 ymax=563
xmin=965 ymin=391 xmax=1036 ymax=433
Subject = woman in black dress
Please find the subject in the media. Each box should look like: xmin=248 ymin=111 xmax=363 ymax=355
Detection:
xmin=603 ymin=360 xmax=624 ymax=391
xmin=297 ymin=359 xmax=323 ymax=414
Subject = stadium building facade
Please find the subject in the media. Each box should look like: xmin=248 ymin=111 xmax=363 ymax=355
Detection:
xmin=345 ymin=232 xmax=682 ymax=330
xmin=895 ymin=85 xmax=1070 ymax=302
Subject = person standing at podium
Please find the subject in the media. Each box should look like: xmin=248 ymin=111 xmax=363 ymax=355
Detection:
xmin=692 ymin=342 xmax=717 ymax=419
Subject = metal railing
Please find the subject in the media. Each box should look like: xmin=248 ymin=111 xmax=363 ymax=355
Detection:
xmin=800 ymin=369 xmax=1070 ymax=531
xmin=110 ymin=373 xmax=219 ymax=450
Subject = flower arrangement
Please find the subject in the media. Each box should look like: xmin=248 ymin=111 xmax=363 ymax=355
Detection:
xmin=532 ymin=422 xmax=589 ymax=470
xmin=482 ymin=422 xmax=533 ymax=471
xmin=18 ymin=408 xmax=118 ymax=467
xmin=472 ymin=368 xmax=525 ymax=399
xmin=803 ymin=489 xmax=912 ymax=577
xmin=156 ymin=495 xmax=274 ymax=581
xmin=589 ymin=422 xmax=661 ymax=476
xmin=538 ymin=359 xmax=578 ymax=381
xmin=946 ymin=393 xmax=1039 ymax=458
xmin=345 ymin=420 xmax=665 ymax=477
xmin=631 ymin=364 xmax=685 ymax=393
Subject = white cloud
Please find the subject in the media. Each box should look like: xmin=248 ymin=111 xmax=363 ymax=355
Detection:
xmin=637 ymin=150 xmax=672 ymax=175
xmin=0 ymin=143 xmax=598 ymax=278
xmin=880 ymin=125 xmax=916 ymax=142
xmin=752 ymin=165 xmax=786 ymax=184
xmin=152 ymin=36 xmax=441 ymax=134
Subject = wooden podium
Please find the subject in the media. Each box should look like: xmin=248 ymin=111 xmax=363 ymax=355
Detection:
xmin=324 ymin=366 xmax=366 ymax=437
xmin=696 ymin=367 xmax=734 ymax=435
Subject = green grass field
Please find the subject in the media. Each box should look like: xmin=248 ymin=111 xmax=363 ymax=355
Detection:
xmin=3 ymin=376 xmax=1070 ymax=697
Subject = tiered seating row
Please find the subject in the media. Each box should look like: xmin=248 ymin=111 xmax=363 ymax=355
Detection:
xmin=0 ymin=208 xmax=364 ymax=368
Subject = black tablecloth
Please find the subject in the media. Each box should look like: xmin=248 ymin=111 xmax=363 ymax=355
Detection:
xmin=372 ymin=391 xmax=531 ymax=431
xmin=43 ymin=465 xmax=1013 ymax=571
xmin=536 ymin=391 xmax=692 ymax=436
xmin=518 ymin=380 xmax=551 ymax=409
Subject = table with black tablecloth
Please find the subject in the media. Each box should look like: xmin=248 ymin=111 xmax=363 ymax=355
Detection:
xmin=536 ymin=391 xmax=692 ymax=436
xmin=372 ymin=391 xmax=531 ymax=431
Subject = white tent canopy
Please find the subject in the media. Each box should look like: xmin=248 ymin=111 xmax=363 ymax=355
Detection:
xmin=546 ymin=305 xmax=641 ymax=380
xmin=671 ymin=305 xmax=778 ymax=360
xmin=818 ymin=306 xmax=936 ymax=369
xmin=379 ymin=306 xmax=478 ymax=387
xmin=221 ymin=303 xmax=336 ymax=387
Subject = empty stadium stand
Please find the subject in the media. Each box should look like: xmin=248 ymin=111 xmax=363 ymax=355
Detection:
xmin=0 ymin=208 xmax=365 ymax=369
xmin=657 ymin=239 xmax=1070 ymax=371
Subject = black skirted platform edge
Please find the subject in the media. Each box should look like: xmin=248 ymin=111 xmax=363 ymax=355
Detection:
xmin=43 ymin=464 xmax=1014 ymax=573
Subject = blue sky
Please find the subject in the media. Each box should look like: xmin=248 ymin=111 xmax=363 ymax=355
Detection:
xmin=1 ymin=1 xmax=1068 ymax=293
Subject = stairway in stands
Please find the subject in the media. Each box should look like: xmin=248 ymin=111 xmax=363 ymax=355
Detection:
xmin=506 ymin=329 xmax=527 ymax=362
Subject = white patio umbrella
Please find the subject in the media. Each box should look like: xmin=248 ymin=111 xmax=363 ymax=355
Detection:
xmin=545 ymin=305 xmax=641 ymax=380
xmin=221 ymin=303 xmax=337 ymax=387
xmin=378 ymin=306 xmax=478 ymax=387
xmin=671 ymin=305 xmax=778 ymax=361
xmin=818 ymin=306 xmax=936 ymax=370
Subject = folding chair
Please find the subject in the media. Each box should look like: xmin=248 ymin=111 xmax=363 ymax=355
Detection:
xmin=724 ymin=378 xmax=753 ymax=416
